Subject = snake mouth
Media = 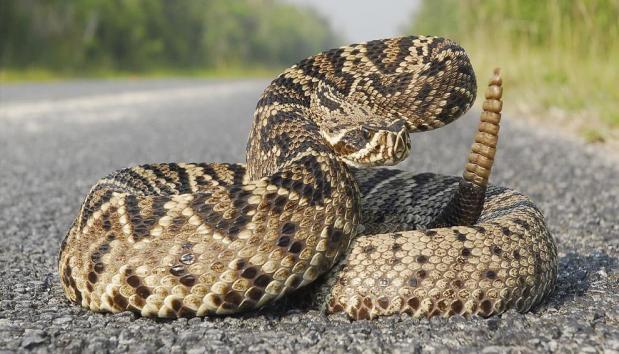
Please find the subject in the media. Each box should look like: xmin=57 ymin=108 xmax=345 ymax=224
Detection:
xmin=380 ymin=128 xmax=411 ymax=165
xmin=339 ymin=128 xmax=411 ymax=167
xmin=393 ymin=129 xmax=411 ymax=162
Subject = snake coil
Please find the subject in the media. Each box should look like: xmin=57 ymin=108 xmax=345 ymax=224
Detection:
xmin=59 ymin=37 xmax=557 ymax=320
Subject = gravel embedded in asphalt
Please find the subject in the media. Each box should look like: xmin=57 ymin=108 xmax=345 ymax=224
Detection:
xmin=0 ymin=79 xmax=617 ymax=353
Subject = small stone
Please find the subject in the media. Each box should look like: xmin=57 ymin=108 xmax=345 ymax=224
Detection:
xmin=487 ymin=317 xmax=500 ymax=331
xmin=606 ymin=339 xmax=619 ymax=350
xmin=188 ymin=317 xmax=202 ymax=325
xmin=548 ymin=340 xmax=558 ymax=351
xmin=187 ymin=347 xmax=207 ymax=354
xmin=53 ymin=316 xmax=73 ymax=325
xmin=21 ymin=329 xmax=46 ymax=349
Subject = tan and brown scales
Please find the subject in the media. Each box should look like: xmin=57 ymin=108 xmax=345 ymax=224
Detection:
xmin=58 ymin=36 xmax=557 ymax=320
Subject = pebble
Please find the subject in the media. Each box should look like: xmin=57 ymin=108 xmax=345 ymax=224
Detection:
xmin=20 ymin=330 xmax=46 ymax=349
xmin=52 ymin=316 xmax=74 ymax=326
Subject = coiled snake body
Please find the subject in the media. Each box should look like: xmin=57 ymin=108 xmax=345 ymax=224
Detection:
xmin=59 ymin=36 xmax=557 ymax=320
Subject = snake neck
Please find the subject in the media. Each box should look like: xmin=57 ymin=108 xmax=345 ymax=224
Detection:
xmin=244 ymin=71 xmax=362 ymax=223
xmin=245 ymin=36 xmax=478 ymax=181
xmin=245 ymin=74 xmax=327 ymax=181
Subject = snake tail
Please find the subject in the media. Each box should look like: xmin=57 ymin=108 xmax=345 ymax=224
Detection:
xmin=430 ymin=68 xmax=503 ymax=228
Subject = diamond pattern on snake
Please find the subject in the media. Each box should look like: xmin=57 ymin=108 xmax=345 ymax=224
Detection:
xmin=58 ymin=36 xmax=557 ymax=320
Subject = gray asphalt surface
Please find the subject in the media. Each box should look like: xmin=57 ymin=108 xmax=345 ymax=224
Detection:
xmin=1 ymin=79 xmax=617 ymax=353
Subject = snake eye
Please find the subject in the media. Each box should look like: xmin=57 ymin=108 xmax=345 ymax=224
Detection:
xmin=361 ymin=128 xmax=373 ymax=140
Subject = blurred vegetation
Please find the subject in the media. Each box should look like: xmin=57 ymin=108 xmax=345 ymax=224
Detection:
xmin=0 ymin=0 xmax=339 ymax=80
xmin=406 ymin=0 xmax=619 ymax=142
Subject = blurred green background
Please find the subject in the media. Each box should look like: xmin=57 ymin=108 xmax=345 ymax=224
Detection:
xmin=0 ymin=0 xmax=340 ymax=79
xmin=1 ymin=0 xmax=617 ymax=142
xmin=407 ymin=0 xmax=619 ymax=143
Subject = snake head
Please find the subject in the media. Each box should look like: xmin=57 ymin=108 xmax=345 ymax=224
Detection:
xmin=323 ymin=120 xmax=411 ymax=167
xmin=310 ymin=81 xmax=411 ymax=167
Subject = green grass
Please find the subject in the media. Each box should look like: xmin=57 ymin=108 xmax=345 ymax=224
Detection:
xmin=462 ymin=42 xmax=619 ymax=140
xmin=0 ymin=66 xmax=279 ymax=84
xmin=407 ymin=0 xmax=619 ymax=143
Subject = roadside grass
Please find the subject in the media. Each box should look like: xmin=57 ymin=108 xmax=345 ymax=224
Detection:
xmin=407 ymin=0 xmax=619 ymax=144
xmin=465 ymin=41 xmax=619 ymax=144
xmin=0 ymin=66 xmax=279 ymax=84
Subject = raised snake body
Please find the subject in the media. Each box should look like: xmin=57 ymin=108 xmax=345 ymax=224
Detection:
xmin=59 ymin=36 xmax=557 ymax=320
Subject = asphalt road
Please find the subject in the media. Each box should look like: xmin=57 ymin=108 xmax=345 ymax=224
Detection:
xmin=1 ymin=79 xmax=617 ymax=353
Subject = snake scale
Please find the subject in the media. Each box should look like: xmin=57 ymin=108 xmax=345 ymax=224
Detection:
xmin=59 ymin=36 xmax=557 ymax=320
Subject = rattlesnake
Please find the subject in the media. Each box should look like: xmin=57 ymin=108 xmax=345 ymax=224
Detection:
xmin=58 ymin=36 xmax=557 ymax=320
